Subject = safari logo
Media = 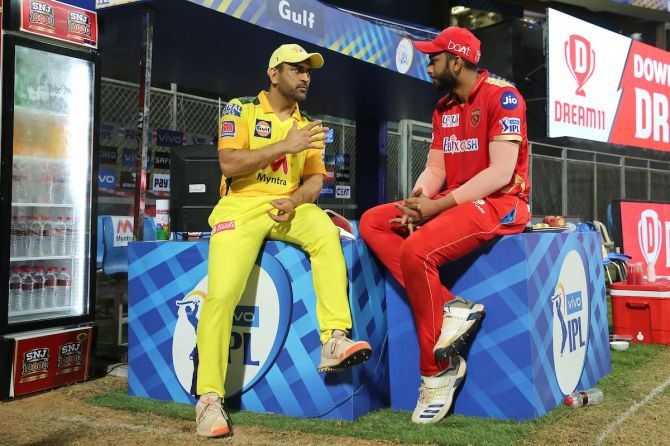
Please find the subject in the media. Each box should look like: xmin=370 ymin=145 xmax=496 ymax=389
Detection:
xmin=172 ymin=254 xmax=292 ymax=398
xmin=552 ymin=250 xmax=589 ymax=395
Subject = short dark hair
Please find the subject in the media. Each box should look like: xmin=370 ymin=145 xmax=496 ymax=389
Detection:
xmin=445 ymin=52 xmax=477 ymax=71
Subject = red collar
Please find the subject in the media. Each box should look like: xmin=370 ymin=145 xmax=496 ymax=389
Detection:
xmin=441 ymin=69 xmax=489 ymax=107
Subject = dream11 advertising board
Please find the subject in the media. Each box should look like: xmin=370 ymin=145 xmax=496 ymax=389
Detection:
xmin=611 ymin=200 xmax=670 ymax=277
xmin=547 ymin=8 xmax=670 ymax=152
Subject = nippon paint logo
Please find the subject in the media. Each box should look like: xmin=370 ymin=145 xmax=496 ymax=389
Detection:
xmin=552 ymin=250 xmax=589 ymax=395
xmin=172 ymin=255 xmax=292 ymax=397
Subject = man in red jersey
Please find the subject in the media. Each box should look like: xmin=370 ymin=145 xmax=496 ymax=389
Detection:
xmin=360 ymin=27 xmax=530 ymax=424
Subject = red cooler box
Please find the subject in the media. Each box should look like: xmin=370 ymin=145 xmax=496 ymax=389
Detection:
xmin=610 ymin=280 xmax=670 ymax=344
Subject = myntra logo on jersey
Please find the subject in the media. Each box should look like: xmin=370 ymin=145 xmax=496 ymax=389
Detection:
xmin=172 ymin=258 xmax=292 ymax=398
xmin=552 ymin=250 xmax=589 ymax=395
xmin=442 ymin=135 xmax=479 ymax=154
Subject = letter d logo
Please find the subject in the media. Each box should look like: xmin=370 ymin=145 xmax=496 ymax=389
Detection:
xmin=638 ymin=209 xmax=662 ymax=265
xmin=564 ymin=35 xmax=595 ymax=97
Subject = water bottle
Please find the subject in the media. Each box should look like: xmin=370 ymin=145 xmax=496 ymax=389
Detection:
xmin=10 ymin=217 xmax=18 ymax=257
xmin=37 ymin=171 xmax=54 ymax=204
xmin=15 ymin=218 xmax=28 ymax=258
xmin=44 ymin=266 xmax=58 ymax=309
xmin=12 ymin=159 xmax=27 ymax=203
xmin=9 ymin=267 xmax=23 ymax=312
xmin=54 ymin=216 xmax=66 ymax=256
xmin=32 ymin=266 xmax=45 ymax=310
xmin=21 ymin=267 xmax=34 ymax=311
xmin=28 ymin=216 xmax=44 ymax=257
xmin=52 ymin=167 xmax=65 ymax=204
xmin=647 ymin=261 xmax=656 ymax=283
xmin=41 ymin=217 xmax=54 ymax=256
xmin=56 ymin=267 xmax=71 ymax=308
xmin=564 ymin=388 xmax=604 ymax=407
xmin=64 ymin=217 xmax=75 ymax=255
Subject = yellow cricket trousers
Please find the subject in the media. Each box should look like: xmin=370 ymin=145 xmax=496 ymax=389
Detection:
xmin=195 ymin=195 xmax=352 ymax=397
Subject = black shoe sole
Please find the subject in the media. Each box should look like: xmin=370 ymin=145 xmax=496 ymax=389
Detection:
xmin=433 ymin=310 xmax=486 ymax=362
xmin=318 ymin=347 xmax=372 ymax=373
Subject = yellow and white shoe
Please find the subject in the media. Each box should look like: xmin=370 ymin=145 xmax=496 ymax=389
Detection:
xmin=195 ymin=396 xmax=232 ymax=438
xmin=317 ymin=330 xmax=372 ymax=372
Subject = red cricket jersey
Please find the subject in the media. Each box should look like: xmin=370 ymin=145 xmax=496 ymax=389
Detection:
xmin=431 ymin=70 xmax=530 ymax=201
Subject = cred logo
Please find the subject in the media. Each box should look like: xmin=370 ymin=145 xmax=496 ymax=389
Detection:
xmin=564 ymin=35 xmax=596 ymax=97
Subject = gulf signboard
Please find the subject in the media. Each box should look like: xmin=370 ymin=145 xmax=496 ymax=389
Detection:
xmin=547 ymin=8 xmax=670 ymax=152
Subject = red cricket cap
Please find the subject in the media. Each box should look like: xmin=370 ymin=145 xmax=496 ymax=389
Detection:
xmin=414 ymin=27 xmax=481 ymax=65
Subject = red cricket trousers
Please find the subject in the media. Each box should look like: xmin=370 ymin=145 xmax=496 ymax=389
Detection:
xmin=359 ymin=194 xmax=529 ymax=376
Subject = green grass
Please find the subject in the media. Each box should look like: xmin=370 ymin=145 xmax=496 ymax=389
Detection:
xmin=86 ymin=343 xmax=663 ymax=446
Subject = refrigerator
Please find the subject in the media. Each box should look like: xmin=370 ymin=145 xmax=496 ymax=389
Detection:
xmin=0 ymin=0 xmax=99 ymax=398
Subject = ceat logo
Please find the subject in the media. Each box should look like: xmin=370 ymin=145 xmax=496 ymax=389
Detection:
xmin=564 ymin=35 xmax=596 ymax=97
xmin=638 ymin=209 xmax=662 ymax=265
xmin=172 ymin=254 xmax=292 ymax=398
xmin=552 ymin=250 xmax=589 ymax=395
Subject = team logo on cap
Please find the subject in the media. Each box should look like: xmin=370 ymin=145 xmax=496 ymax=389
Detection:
xmin=254 ymin=120 xmax=272 ymax=138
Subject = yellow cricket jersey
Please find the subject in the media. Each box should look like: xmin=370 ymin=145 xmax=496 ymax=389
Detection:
xmin=217 ymin=91 xmax=326 ymax=197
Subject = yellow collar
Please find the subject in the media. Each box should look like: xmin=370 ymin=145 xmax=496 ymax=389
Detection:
xmin=258 ymin=91 xmax=302 ymax=121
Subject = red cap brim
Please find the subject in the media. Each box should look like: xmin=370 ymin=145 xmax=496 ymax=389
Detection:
xmin=414 ymin=40 xmax=442 ymax=54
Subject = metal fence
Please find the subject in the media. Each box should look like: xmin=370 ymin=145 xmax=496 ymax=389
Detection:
xmin=100 ymin=78 xmax=358 ymax=217
xmin=101 ymin=79 xmax=670 ymax=221
xmin=387 ymin=119 xmax=670 ymax=221
xmin=101 ymin=78 xmax=220 ymax=136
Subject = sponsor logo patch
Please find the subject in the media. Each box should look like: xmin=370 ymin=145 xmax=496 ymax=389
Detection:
xmin=254 ymin=120 xmax=272 ymax=138
xmin=220 ymin=120 xmax=236 ymax=138
xmin=501 ymin=91 xmax=519 ymax=110
xmin=223 ymin=103 xmax=243 ymax=117
xmin=212 ymin=220 xmax=236 ymax=234
xmin=442 ymin=113 xmax=460 ymax=128
xmin=500 ymin=117 xmax=521 ymax=134
xmin=443 ymin=135 xmax=479 ymax=154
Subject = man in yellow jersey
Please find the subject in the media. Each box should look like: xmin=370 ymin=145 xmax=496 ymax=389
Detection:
xmin=194 ymin=44 xmax=373 ymax=438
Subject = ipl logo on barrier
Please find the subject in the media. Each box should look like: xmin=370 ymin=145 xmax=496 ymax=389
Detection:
xmin=638 ymin=209 xmax=662 ymax=266
xmin=552 ymin=250 xmax=589 ymax=395
xmin=564 ymin=35 xmax=596 ymax=97
xmin=172 ymin=255 xmax=292 ymax=398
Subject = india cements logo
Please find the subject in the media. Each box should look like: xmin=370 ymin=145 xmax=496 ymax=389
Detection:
xmin=172 ymin=255 xmax=292 ymax=397
xmin=552 ymin=250 xmax=589 ymax=395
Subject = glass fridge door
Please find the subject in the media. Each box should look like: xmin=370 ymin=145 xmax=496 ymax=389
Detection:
xmin=8 ymin=45 xmax=94 ymax=325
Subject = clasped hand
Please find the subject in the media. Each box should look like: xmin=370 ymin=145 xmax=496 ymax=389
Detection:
xmin=389 ymin=187 xmax=440 ymax=233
